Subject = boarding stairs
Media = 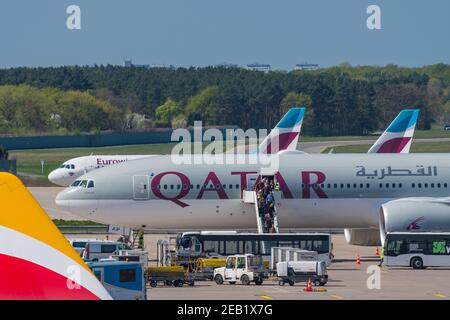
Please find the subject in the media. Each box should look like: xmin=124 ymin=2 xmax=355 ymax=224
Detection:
xmin=242 ymin=190 xmax=280 ymax=234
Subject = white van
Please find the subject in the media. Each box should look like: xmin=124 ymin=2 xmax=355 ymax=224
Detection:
xmin=68 ymin=238 xmax=98 ymax=256
xmin=82 ymin=241 xmax=132 ymax=261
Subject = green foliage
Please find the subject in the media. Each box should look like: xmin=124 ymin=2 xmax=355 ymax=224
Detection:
xmin=0 ymin=64 xmax=449 ymax=136
xmin=155 ymin=98 xmax=182 ymax=127
xmin=186 ymin=86 xmax=219 ymax=125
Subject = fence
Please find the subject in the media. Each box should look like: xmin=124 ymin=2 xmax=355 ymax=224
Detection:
xmin=0 ymin=127 xmax=237 ymax=150
xmin=0 ymin=160 xmax=16 ymax=174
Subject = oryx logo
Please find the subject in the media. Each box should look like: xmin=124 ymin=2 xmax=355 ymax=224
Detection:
xmin=406 ymin=216 xmax=425 ymax=230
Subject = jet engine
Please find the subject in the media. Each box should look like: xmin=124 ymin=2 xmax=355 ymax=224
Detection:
xmin=379 ymin=197 xmax=450 ymax=245
xmin=344 ymin=228 xmax=381 ymax=246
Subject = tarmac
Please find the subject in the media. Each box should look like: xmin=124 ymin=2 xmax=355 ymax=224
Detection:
xmin=65 ymin=232 xmax=450 ymax=300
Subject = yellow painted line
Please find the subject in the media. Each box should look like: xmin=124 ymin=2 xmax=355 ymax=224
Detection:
xmin=259 ymin=295 xmax=273 ymax=300
xmin=435 ymin=294 xmax=447 ymax=299
xmin=330 ymin=294 xmax=345 ymax=300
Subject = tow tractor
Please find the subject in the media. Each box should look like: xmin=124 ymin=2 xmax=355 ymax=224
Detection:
xmin=214 ymin=254 xmax=267 ymax=285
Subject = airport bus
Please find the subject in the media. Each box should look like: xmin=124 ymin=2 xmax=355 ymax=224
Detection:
xmin=175 ymin=231 xmax=333 ymax=266
xmin=383 ymin=232 xmax=450 ymax=269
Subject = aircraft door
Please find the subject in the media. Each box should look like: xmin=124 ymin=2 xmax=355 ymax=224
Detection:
xmin=133 ymin=175 xmax=149 ymax=200
xmin=246 ymin=173 xmax=259 ymax=191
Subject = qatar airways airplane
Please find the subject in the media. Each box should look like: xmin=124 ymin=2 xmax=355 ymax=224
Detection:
xmin=48 ymin=108 xmax=306 ymax=186
xmin=55 ymin=109 xmax=449 ymax=247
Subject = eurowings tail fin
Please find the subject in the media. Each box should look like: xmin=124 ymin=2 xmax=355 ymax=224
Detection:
xmin=258 ymin=107 xmax=306 ymax=154
xmin=368 ymin=109 xmax=420 ymax=154
xmin=0 ymin=173 xmax=111 ymax=300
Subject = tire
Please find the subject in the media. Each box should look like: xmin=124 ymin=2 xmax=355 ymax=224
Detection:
xmin=279 ymin=280 xmax=285 ymax=286
xmin=150 ymin=280 xmax=157 ymax=288
xmin=313 ymin=280 xmax=321 ymax=287
xmin=229 ymin=281 xmax=236 ymax=285
xmin=188 ymin=280 xmax=195 ymax=287
xmin=254 ymin=277 xmax=263 ymax=285
xmin=411 ymin=257 xmax=424 ymax=270
xmin=214 ymin=274 xmax=224 ymax=285
xmin=241 ymin=274 xmax=250 ymax=285
xmin=175 ymin=280 xmax=184 ymax=287
xmin=288 ymin=280 xmax=295 ymax=286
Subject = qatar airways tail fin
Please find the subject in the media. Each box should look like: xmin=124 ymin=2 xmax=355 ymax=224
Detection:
xmin=368 ymin=109 xmax=420 ymax=154
xmin=258 ymin=107 xmax=306 ymax=154
xmin=0 ymin=173 xmax=111 ymax=300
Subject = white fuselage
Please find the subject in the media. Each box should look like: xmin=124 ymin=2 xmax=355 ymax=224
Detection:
xmin=55 ymin=153 xmax=450 ymax=230
xmin=48 ymin=155 xmax=151 ymax=186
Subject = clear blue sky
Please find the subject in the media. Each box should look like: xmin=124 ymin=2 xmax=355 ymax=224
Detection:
xmin=0 ymin=0 xmax=449 ymax=69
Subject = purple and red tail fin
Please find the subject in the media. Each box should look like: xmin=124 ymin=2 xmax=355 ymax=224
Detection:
xmin=258 ymin=107 xmax=306 ymax=154
xmin=368 ymin=109 xmax=420 ymax=154
xmin=0 ymin=172 xmax=111 ymax=300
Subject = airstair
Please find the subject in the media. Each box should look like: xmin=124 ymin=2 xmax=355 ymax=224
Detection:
xmin=242 ymin=190 xmax=279 ymax=234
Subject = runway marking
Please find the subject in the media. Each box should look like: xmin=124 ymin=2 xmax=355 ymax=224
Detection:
xmin=330 ymin=294 xmax=345 ymax=300
xmin=435 ymin=293 xmax=447 ymax=299
xmin=259 ymin=295 xmax=273 ymax=300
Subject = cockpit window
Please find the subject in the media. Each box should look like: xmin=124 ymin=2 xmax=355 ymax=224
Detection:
xmin=60 ymin=164 xmax=66 ymax=168
xmin=71 ymin=180 xmax=81 ymax=187
xmin=71 ymin=164 xmax=75 ymax=169
xmin=87 ymin=180 xmax=94 ymax=188
xmin=80 ymin=180 xmax=88 ymax=188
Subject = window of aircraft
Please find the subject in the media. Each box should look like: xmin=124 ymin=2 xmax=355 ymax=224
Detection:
xmin=359 ymin=184 xmax=363 ymax=188
xmin=170 ymin=185 xmax=174 ymax=189
xmin=236 ymin=184 xmax=239 ymax=189
xmin=418 ymin=183 xmax=422 ymax=188
xmin=385 ymin=183 xmax=389 ymax=188
xmin=183 ymin=184 xmax=188 ymax=190
xmin=438 ymin=183 xmax=441 ymax=188
xmin=222 ymin=184 xmax=226 ymax=189
xmin=347 ymin=184 xmax=351 ymax=189
xmin=197 ymin=184 xmax=201 ymax=189
xmin=353 ymin=184 xmax=357 ymax=189
xmin=216 ymin=184 xmax=221 ymax=189
xmin=431 ymin=183 xmax=435 ymax=188
xmin=80 ymin=180 xmax=88 ymax=188
xmin=412 ymin=183 xmax=415 ymax=188
xmin=444 ymin=183 xmax=448 ymax=188
xmin=399 ymin=183 xmax=402 ymax=188
xmin=326 ymin=184 xmax=331 ymax=189
xmin=424 ymin=183 xmax=428 ymax=188
xmin=70 ymin=164 xmax=75 ymax=169
xmin=163 ymin=185 xmax=167 ymax=190
xmin=340 ymin=184 xmax=344 ymax=189
xmin=334 ymin=184 xmax=338 ymax=188
xmin=71 ymin=180 xmax=81 ymax=187
xmin=87 ymin=180 xmax=94 ymax=188
xmin=177 ymin=184 xmax=180 ymax=189
xmin=366 ymin=183 xmax=370 ymax=188
xmin=392 ymin=183 xmax=396 ymax=188
xmin=379 ymin=183 xmax=382 ymax=188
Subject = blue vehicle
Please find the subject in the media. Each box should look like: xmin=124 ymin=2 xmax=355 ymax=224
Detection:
xmin=87 ymin=261 xmax=146 ymax=300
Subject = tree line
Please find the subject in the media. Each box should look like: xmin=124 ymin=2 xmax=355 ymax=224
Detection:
xmin=0 ymin=63 xmax=449 ymax=136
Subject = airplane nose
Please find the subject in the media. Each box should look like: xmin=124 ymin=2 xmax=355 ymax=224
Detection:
xmin=55 ymin=190 xmax=71 ymax=211
xmin=48 ymin=170 xmax=62 ymax=185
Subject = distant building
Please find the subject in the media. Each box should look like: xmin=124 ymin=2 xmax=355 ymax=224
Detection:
xmin=214 ymin=62 xmax=239 ymax=69
xmin=294 ymin=63 xmax=319 ymax=71
xmin=122 ymin=59 xmax=150 ymax=69
xmin=246 ymin=63 xmax=271 ymax=73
